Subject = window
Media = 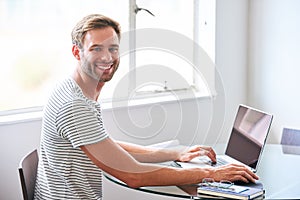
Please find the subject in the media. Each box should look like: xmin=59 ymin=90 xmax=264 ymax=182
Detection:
xmin=134 ymin=0 xmax=195 ymax=94
xmin=0 ymin=0 xmax=215 ymax=112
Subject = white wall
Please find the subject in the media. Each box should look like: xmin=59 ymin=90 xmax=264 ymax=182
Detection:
xmin=215 ymin=0 xmax=249 ymax=138
xmin=0 ymin=0 xmax=250 ymax=199
xmin=0 ymin=119 xmax=42 ymax=200
xmin=248 ymin=0 xmax=300 ymax=143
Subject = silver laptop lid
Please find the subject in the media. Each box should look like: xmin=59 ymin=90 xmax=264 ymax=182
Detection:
xmin=225 ymin=104 xmax=273 ymax=171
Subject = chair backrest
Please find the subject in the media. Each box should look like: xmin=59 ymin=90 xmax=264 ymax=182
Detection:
xmin=281 ymin=128 xmax=300 ymax=146
xmin=18 ymin=149 xmax=39 ymax=200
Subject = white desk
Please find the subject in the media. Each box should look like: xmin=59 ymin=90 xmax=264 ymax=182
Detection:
xmin=105 ymin=144 xmax=300 ymax=199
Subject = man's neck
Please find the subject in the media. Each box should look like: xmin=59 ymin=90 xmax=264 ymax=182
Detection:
xmin=72 ymin=69 xmax=105 ymax=101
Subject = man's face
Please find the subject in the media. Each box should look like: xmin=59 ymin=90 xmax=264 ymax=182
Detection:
xmin=79 ymin=27 xmax=120 ymax=82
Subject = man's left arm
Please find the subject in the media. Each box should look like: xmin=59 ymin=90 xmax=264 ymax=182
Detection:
xmin=116 ymin=140 xmax=216 ymax=163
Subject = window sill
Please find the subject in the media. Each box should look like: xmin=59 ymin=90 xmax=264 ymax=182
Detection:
xmin=0 ymin=89 xmax=214 ymax=125
xmin=101 ymin=89 xmax=213 ymax=110
xmin=0 ymin=107 xmax=44 ymax=125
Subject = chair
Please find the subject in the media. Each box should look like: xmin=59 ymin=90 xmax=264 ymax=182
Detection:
xmin=281 ymin=128 xmax=300 ymax=146
xmin=281 ymin=128 xmax=300 ymax=155
xmin=18 ymin=149 xmax=39 ymax=200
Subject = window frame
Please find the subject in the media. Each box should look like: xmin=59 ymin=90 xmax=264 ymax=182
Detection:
xmin=124 ymin=0 xmax=216 ymax=99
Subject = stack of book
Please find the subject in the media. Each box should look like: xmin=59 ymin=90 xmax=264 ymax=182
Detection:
xmin=197 ymin=184 xmax=264 ymax=199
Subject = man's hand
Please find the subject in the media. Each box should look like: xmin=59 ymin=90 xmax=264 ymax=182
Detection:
xmin=212 ymin=164 xmax=259 ymax=183
xmin=177 ymin=145 xmax=217 ymax=163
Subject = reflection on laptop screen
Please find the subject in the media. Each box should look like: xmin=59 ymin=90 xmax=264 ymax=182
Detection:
xmin=225 ymin=105 xmax=273 ymax=169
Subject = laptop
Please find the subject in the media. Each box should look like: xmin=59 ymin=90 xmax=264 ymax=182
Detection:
xmin=177 ymin=104 xmax=273 ymax=173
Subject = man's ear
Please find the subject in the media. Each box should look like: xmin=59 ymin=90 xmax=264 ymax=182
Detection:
xmin=72 ymin=45 xmax=81 ymax=60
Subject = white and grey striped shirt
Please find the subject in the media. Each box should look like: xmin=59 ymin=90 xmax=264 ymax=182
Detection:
xmin=34 ymin=77 xmax=108 ymax=200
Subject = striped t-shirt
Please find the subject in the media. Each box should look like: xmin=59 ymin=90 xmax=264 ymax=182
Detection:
xmin=34 ymin=77 xmax=108 ymax=200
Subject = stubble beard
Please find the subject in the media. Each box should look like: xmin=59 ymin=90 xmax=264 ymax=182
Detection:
xmin=81 ymin=56 xmax=119 ymax=83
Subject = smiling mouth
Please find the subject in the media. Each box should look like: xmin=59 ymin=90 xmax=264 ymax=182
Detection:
xmin=96 ymin=63 xmax=113 ymax=70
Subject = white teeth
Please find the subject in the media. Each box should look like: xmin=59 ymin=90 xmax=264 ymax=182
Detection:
xmin=98 ymin=66 xmax=110 ymax=70
xmin=96 ymin=63 xmax=113 ymax=70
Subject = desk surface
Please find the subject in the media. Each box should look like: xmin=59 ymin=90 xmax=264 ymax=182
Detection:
xmin=105 ymin=144 xmax=300 ymax=199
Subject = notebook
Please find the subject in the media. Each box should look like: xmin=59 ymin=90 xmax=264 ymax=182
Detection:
xmin=178 ymin=104 xmax=273 ymax=173
xmin=197 ymin=183 xmax=265 ymax=199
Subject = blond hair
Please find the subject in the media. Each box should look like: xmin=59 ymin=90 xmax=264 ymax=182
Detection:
xmin=71 ymin=14 xmax=121 ymax=48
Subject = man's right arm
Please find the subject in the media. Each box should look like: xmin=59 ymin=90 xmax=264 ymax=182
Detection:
xmin=80 ymin=137 xmax=258 ymax=188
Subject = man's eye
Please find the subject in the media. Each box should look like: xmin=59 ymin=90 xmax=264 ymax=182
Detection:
xmin=93 ymin=47 xmax=101 ymax=52
xmin=109 ymin=47 xmax=119 ymax=53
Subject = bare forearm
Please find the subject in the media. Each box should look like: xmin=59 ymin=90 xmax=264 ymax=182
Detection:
xmin=128 ymin=165 xmax=211 ymax=188
xmin=117 ymin=141 xmax=180 ymax=163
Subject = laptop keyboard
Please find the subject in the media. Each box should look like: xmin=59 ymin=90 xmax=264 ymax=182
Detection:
xmin=209 ymin=158 xmax=229 ymax=167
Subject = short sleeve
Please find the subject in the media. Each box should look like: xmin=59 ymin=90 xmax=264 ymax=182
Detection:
xmin=56 ymin=99 xmax=108 ymax=148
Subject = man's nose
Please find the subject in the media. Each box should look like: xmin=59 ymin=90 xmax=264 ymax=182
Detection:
xmin=100 ymin=49 xmax=113 ymax=62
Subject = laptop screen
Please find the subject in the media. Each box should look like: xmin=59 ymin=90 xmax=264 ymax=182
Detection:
xmin=225 ymin=105 xmax=273 ymax=170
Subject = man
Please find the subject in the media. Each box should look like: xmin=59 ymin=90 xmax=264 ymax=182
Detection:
xmin=34 ymin=14 xmax=258 ymax=199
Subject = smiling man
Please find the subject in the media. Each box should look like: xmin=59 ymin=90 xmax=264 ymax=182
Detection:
xmin=75 ymin=28 xmax=119 ymax=81
xmin=34 ymin=14 xmax=258 ymax=200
